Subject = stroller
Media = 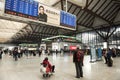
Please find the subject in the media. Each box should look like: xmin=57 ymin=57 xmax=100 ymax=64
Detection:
xmin=40 ymin=63 xmax=53 ymax=77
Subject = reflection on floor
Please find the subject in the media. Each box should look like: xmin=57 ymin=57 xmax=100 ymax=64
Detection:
xmin=0 ymin=53 xmax=120 ymax=80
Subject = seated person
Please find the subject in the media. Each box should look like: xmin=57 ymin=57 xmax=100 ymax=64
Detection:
xmin=42 ymin=57 xmax=55 ymax=72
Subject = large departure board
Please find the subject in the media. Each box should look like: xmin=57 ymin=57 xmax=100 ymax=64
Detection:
xmin=3 ymin=0 xmax=76 ymax=30
xmin=60 ymin=11 xmax=76 ymax=28
xmin=5 ymin=0 xmax=38 ymax=19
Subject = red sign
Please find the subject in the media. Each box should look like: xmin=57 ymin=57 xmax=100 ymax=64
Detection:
xmin=70 ymin=46 xmax=77 ymax=50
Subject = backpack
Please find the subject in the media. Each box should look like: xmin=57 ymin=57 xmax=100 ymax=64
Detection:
xmin=77 ymin=50 xmax=82 ymax=62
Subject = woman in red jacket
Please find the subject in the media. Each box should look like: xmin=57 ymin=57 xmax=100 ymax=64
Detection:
xmin=42 ymin=57 xmax=55 ymax=73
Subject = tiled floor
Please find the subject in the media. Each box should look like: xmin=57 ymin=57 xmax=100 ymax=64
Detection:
xmin=0 ymin=53 xmax=120 ymax=80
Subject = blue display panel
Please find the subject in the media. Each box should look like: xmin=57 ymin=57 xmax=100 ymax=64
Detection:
xmin=24 ymin=0 xmax=29 ymax=15
xmin=18 ymin=0 xmax=25 ymax=13
xmin=11 ymin=0 xmax=19 ymax=12
xmin=5 ymin=0 xmax=12 ymax=10
xmin=32 ymin=1 xmax=38 ymax=16
xmin=60 ymin=11 xmax=76 ymax=28
xmin=28 ymin=0 xmax=34 ymax=16
xmin=5 ymin=0 xmax=38 ymax=19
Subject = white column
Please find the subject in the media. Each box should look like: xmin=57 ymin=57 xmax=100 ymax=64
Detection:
xmin=66 ymin=0 xmax=68 ymax=12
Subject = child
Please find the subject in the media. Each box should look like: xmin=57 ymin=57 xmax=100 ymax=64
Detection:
xmin=42 ymin=57 xmax=55 ymax=72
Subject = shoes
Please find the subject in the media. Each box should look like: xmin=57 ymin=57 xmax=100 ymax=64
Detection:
xmin=52 ymin=71 xmax=55 ymax=73
xmin=81 ymin=76 xmax=83 ymax=77
xmin=75 ymin=76 xmax=80 ymax=78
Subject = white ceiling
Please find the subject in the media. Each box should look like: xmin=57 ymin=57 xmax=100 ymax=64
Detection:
xmin=68 ymin=0 xmax=86 ymax=8
xmin=0 ymin=19 xmax=27 ymax=43
xmin=36 ymin=0 xmax=86 ymax=7
xmin=36 ymin=0 xmax=59 ymax=6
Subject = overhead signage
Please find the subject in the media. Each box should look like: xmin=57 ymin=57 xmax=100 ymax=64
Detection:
xmin=60 ymin=11 xmax=76 ymax=28
xmin=5 ymin=0 xmax=38 ymax=19
xmin=3 ymin=0 xmax=76 ymax=30
xmin=70 ymin=46 xmax=77 ymax=50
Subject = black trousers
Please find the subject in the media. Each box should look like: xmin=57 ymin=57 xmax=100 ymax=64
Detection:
xmin=107 ymin=58 xmax=113 ymax=67
xmin=14 ymin=55 xmax=18 ymax=61
xmin=75 ymin=62 xmax=83 ymax=77
xmin=0 ymin=54 xmax=2 ymax=59
xmin=104 ymin=56 xmax=108 ymax=63
xmin=52 ymin=65 xmax=55 ymax=72
xmin=39 ymin=53 xmax=41 ymax=57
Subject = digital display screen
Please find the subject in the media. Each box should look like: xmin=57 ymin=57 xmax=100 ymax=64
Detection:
xmin=5 ymin=0 xmax=38 ymax=19
xmin=4 ymin=0 xmax=76 ymax=30
xmin=60 ymin=11 xmax=76 ymax=28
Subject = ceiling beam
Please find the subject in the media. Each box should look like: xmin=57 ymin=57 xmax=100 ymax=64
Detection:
xmin=85 ymin=0 xmax=93 ymax=8
xmin=61 ymin=0 xmax=64 ymax=10
xmin=84 ymin=8 xmax=112 ymax=24
xmin=90 ymin=0 xmax=100 ymax=11
xmin=52 ymin=0 xmax=61 ymax=6
xmin=88 ymin=16 xmax=95 ymax=27
xmin=72 ymin=6 xmax=77 ymax=14
xmin=112 ymin=0 xmax=120 ymax=3
xmin=102 ymin=3 xmax=116 ymax=18
xmin=108 ymin=7 xmax=120 ymax=21
xmin=94 ymin=0 xmax=107 ymax=13
xmin=98 ymin=0 xmax=112 ymax=16
xmin=42 ymin=27 xmax=48 ymax=33
xmin=77 ymin=10 xmax=85 ymax=22
xmin=80 ymin=13 xmax=90 ymax=24
xmin=83 ymin=14 xmax=94 ymax=25
xmin=33 ymin=32 xmax=55 ymax=36
xmin=67 ymin=3 xmax=73 ymax=12
xmin=105 ymin=5 xmax=119 ymax=19
xmin=76 ymin=8 xmax=82 ymax=16
xmin=85 ymin=0 xmax=89 ymax=8
xmin=49 ymin=28 xmax=53 ymax=34
xmin=108 ymin=26 xmax=117 ymax=38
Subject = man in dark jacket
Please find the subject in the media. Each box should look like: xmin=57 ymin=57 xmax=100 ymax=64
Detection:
xmin=107 ymin=48 xmax=113 ymax=67
xmin=73 ymin=47 xmax=83 ymax=78
xmin=13 ymin=47 xmax=18 ymax=61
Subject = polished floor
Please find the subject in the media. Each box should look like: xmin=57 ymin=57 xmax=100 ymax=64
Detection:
xmin=0 ymin=53 xmax=120 ymax=80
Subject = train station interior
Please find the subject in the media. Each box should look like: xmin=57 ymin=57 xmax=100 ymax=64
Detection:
xmin=0 ymin=0 xmax=120 ymax=80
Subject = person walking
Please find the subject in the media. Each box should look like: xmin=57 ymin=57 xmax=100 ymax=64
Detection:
xmin=107 ymin=48 xmax=113 ymax=67
xmin=73 ymin=47 xmax=83 ymax=78
xmin=0 ymin=49 xmax=3 ymax=59
xmin=38 ymin=49 xmax=42 ymax=57
xmin=102 ymin=49 xmax=108 ymax=64
xmin=13 ymin=47 xmax=18 ymax=61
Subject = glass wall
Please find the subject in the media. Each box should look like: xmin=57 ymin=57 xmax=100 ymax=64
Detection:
xmin=76 ymin=26 xmax=120 ymax=49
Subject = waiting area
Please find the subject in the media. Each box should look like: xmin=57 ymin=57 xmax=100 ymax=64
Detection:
xmin=0 ymin=53 xmax=120 ymax=80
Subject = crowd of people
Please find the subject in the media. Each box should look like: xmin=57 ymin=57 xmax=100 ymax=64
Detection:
xmin=0 ymin=46 xmax=120 ymax=78
xmin=0 ymin=47 xmax=43 ymax=61
xmin=72 ymin=47 xmax=120 ymax=78
xmin=102 ymin=48 xmax=118 ymax=67
xmin=0 ymin=47 xmax=65 ymax=61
